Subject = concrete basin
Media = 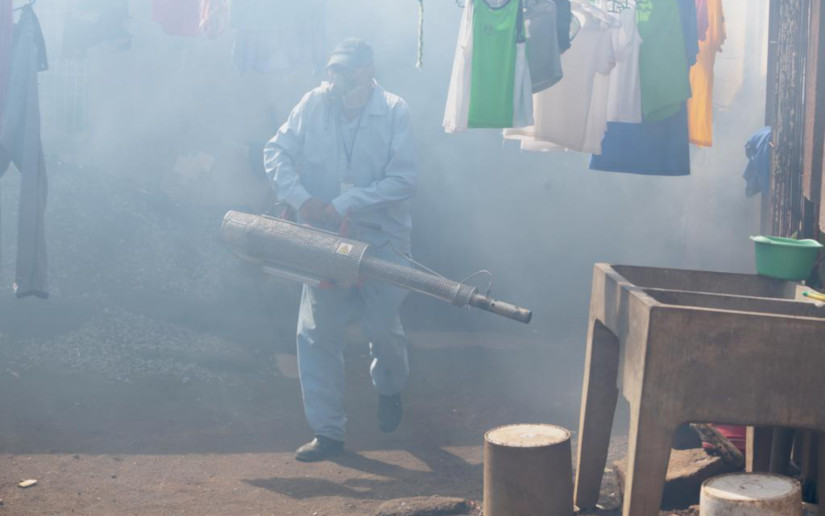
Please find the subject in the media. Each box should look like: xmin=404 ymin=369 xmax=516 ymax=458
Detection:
xmin=574 ymin=264 xmax=825 ymax=516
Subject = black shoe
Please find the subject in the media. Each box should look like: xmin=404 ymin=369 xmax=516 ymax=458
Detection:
xmin=378 ymin=393 xmax=402 ymax=433
xmin=295 ymin=435 xmax=344 ymax=462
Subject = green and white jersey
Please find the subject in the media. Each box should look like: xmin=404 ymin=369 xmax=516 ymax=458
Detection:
xmin=444 ymin=0 xmax=533 ymax=132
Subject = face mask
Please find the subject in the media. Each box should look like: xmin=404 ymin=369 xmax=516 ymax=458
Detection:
xmin=329 ymin=72 xmax=357 ymax=99
xmin=327 ymin=68 xmax=372 ymax=110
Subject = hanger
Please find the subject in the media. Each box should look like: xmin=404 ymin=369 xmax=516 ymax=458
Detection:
xmin=606 ymin=0 xmax=629 ymax=13
xmin=13 ymin=0 xmax=36 ymax=12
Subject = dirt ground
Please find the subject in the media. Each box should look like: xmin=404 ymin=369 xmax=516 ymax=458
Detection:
xmin=0 ymin=316 xmax=691 ymax=515
xmin=0 ymin=164 xmax=691 ymax=515
xmin=0 ymin=291 xmax=590 ymax=515
xmin=0 ymin=291 xmax=643 ymax=515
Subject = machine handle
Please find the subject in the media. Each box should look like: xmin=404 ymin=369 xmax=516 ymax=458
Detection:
xmin=469 ymin=293 xmax=533 ymax=324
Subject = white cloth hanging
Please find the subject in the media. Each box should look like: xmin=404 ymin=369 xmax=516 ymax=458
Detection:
xmin=443 ymin=0 xmax=532 ymax=133
xmin=506 ymin=1 xmax=617 ymax=153
xmin=604 ymin=3 xmax=642 ymax=123
xmin=443 ymin=0 xmax=474 ymax=133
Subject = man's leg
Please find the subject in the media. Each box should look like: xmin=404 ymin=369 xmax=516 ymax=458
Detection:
xmin=360 ymin=265 xmax=409 ymax=433
xmin=296 ymin=283 xmax=356 ymax=457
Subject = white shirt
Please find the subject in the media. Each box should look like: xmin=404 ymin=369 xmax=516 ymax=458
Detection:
xmin=584 ymin=3 xmax=641 ymax=153
xmin=604 ymin=4 xmax=642 ymax=123
xmin=443 ymin=0 xmax=533 ymax=133
xmin=443 ymin=0 xmax=474 ymax=133
xmin=264 ymin=84 xmax=418 ymax=252
xmin=505 ymin=1 xmax=616 ymax=153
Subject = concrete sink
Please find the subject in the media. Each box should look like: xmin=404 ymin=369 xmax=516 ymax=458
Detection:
xmin=574 ymin=264 xmax=825 ymax=516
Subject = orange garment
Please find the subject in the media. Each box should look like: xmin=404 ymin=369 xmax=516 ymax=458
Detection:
xmin=687 ymin=0 xmax=725 ymax=147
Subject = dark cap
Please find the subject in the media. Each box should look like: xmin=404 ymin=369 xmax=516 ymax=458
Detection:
xmin=327 ymin=38 xmax=374 ymax=70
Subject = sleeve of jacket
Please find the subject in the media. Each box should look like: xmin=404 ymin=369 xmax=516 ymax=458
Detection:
xmin=330 ymin=100 xmax=418 ymax=215
xmin=263 ymin=93 xmax=313 ymax=211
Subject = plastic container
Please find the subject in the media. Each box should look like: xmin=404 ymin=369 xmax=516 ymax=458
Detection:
xmin=751 ymin=236 xmax=823 ymax=281
xmin=701 ymin=473 xmax=802 ymax=515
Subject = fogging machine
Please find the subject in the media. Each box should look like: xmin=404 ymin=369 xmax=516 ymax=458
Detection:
xmin=220 ymin=211 xmax=532 ymax=324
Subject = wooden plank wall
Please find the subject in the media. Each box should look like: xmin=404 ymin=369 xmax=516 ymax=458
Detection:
xmin=803 ymin=0 xmax=825 ymax=234
xmin=769 ymin=0 xmax=810 ymax=237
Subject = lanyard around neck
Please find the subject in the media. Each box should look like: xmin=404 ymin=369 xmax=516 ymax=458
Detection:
xmin=336 ymin=108 xmax=365 ymax=171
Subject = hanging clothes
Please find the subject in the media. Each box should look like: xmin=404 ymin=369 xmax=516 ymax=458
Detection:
xmin=443 ymin=0 xmax=532 ymax=132
xmin=598 ymin=2 xmax=643 ymax=125
xmin=687 ymin=0 xmax=725 ymax=147
xmin=199 ymin=0 xmax=230 ymax=39
xmin=468 ymin=0 xmax=530 ymax=128
xmin=743 ymin=126 xmax=772 ymax=197
xmin=0 ymin=0 xmax=12 ymax=127
xmin=443 ymin=0 xmax=474 ymax=133
xmin=589 ymin=105 xmax=690 ymax=175
xmin=695 ymin=0 xmax=709 ymax=41
xmin=512 ymin=40 xmax=534 ymax=128
xmin=152 ymin=0 xmax=202 ymax=38
xmin=0 ymin=5 xmax=49 ymax=298
xmin=231 ymin=0 xmax=325 ymax=75
xmin=678 ymin=0 xmax=699 ymax=66
xmin=556 ymin=0 xmax=572 ymax=53
xmin=637 ymin=0 xmax=691 ymax=122
xmin=62 ymin=0 xmax=131 ymax=59
xmin=589 ymin=0 xmax=698 ymax=176
xmin=581 ymin=2 xmax=641 ymax=153
xmin=230 ymin=0 xmax=280 ymax=30
xmin=524 ymin=0 xmax=563 ymax=93
xmin=233 ymin=27 xmax=317 ymax=75
xmin=504 ymin=1 xmax=617 ymax=153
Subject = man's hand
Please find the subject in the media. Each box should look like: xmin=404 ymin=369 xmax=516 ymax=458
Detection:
xmin=323 ymin=203 xmax=343 ymax=229
xmin=299 ymin=198 xmax=326 ymax=224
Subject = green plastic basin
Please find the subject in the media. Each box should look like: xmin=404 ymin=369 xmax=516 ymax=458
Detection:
xmin=750 ymin=236 xmax=823 ymax=281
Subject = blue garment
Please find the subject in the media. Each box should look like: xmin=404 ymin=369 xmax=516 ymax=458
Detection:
xmin=589 ymin=0 xmax=697 ymax=176
xmin=297 ymin=245 xmax=410 ymax=441
xmin=678 ymin=0 xmax=699 ymax=67
xmin=0 ymin=6 xmax=49 ymax=298
xmin=743 ymin=126 xmax=772 ymax=198
xmin=264 ymin=83 xmax=417 ymax=254
xmin=589 ymin=104 xmax=690 ymax=176
xmin=264 ymin=83 xmax=417 ymax=441
xmin=556 ymin=0 xmax=572 ymax=53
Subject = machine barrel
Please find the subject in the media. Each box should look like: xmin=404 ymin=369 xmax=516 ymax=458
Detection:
xmin=468 ymin=293 xmax=533 ymax=324
xmin=361 ymin=253 xmax=477 ymax=307
xmin=221 ymin=211 xmax=533 ymax=324
xmin=362 ymin=253 xmax=532 ymax=324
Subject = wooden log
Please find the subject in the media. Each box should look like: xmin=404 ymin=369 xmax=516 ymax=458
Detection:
xmin=483 ymin=424 xmax=573 ymax=516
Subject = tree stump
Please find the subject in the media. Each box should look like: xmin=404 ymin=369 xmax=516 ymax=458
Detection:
xmin=483 ymin=424 xmax=573 ymax=516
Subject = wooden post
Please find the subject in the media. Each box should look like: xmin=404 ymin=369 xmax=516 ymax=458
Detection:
xmin=484 ymin=424 xmax=574 ymax=516
xmin=748 ymin=426 xmax=774 ymax=473
xmin=769 ymin=0 xmax=811 ymax=237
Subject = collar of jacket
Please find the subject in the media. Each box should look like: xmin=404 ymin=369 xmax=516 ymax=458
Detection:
xmin=364 ymin=81 xmax=388 ymax=116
